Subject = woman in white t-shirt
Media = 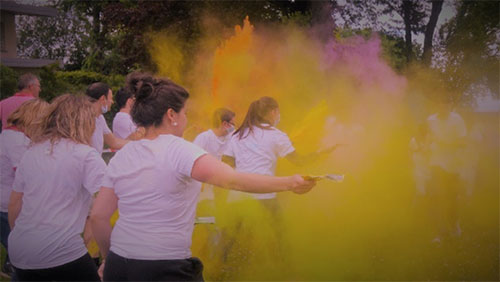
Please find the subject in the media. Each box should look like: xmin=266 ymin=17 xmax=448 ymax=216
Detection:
xmin=89 ymin=73 xmax=316 ymax=281
xmin=223 ymin=96 xmax=335 ymax=202
xmin=0 ymin=99 xmax=48 ymax=277
xmin=8 ymin=95 xmax=106 ymax=281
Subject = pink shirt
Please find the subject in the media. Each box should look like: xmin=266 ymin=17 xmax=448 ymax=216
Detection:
xmin=0 ymin=92 xmax=35 ymax=129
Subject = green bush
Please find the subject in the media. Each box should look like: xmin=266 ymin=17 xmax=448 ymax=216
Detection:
xmin=39 ymin=64 xmax=75 ymax=101
xmin=0 ymin=64 xmax=19 ymax=100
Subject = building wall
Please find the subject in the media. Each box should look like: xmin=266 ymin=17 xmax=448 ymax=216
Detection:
xmin=0 ymin=11 xmax=17 ymax=58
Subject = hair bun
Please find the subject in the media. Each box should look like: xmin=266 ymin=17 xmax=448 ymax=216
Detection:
xmin=135 ymin=81 xmax=154 ymax=102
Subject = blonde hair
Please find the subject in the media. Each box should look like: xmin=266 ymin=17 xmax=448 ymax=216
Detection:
xmin=30 ymin=94 xmax=96 ymax=146
xmin=7 ymin=99 xmax=49 ymax=138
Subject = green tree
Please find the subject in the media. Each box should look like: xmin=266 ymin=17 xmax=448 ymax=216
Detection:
xmin=0 ymin=65 xmax=19 ymax=100
xmin=438 ymin=0 xmax=499 ymax=102
xmin=16 ymin=1 xmax=89 ymax=70
xmin=335 ymin=0 xmax=442 ymax=66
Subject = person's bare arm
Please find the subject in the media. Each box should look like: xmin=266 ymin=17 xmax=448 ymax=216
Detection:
xmin=89 ymin=187 xmax=118 ymax=259
xmin=104 ymin=133 xmax=128 ymax=150
xmin=191 ymin=154 xmax=315 ymax=194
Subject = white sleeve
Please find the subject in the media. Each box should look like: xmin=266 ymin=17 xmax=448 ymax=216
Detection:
xmin=128 ymin=119 xmax=137 ymax=135
xmin=12 ymin=161 xmax=25 ymax=193
xmin=99 ymin=115 xmax=112 ymax=135
xmin=8 ymin=139 xmax=29 ymax=169
xmin=274 ymin=130 xmax=295 ymax=157
xmin=101 ymin=165 xmax=114 ymax=189
xmin=112 ymin=116 xmax=127 ymax=139
xmin=82 ymin=149 xmax=107 ymax=194
xmin=172 ymin=139 xmax=207 ymax=178
xmin=223 ymin=135 xmax=235 ymax=157
xmin=193 ymin=132 xmax=207 ymax=150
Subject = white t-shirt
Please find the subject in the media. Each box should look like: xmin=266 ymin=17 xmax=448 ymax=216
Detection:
xmin=0 ymin=129 xmax=30 ymax=212
xmin=193 ymin=129 xmax=231 ymax=201
xmin=9 ymin=139 xmax=106 ymax=269
xmin=224 ymin=124 xmax=295 ymax=201
xmin=91 ymin=114 xmax=112 ymax=154
xmin=112 ymin=112 xmax=137 ymax=139
xmin=103 ymin=134 xmax=207 ymax=260
xmin=427 ymin=112 xmax=467 ymax=173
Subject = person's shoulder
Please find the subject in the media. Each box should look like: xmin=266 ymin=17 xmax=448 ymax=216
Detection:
xmin=0 ymin=93 xmax=20 ymax=102
xmin=115 ymin=112 xmax=131 ymax=120
xmin=1 ymin=129 xmax=24 ymax=138
xmin=197 ymin=129 xmax=212 ymax=138
xmin=268 ymin=126 xmax=289 ymax=138
xmin=96 ymin=114 xmax=106 ymax=122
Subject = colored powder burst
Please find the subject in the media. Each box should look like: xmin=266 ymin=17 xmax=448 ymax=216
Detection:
xmin=148 ymin=17 xmax=499 ymax=281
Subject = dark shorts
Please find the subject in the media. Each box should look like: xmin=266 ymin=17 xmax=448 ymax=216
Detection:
xmin=104 ymin=251 xmax=204 ymax=281
xmin=14 ymin=253 xmax=99 ymax=281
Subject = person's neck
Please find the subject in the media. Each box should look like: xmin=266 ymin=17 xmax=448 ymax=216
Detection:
xmin=119 ymin=107 xmax=130 ymax=114
xmin=212 ymin=127 xmax=227 ymax=137
xmin=144 ymin=125 xmax=176 ymax=140
xmin=17 ymin=90 xmax=34 ymax=96
xmin=93 ymin=103 xmax=102 ymax=116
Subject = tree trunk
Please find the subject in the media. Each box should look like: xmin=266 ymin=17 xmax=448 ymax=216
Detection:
xmin=402 ymin=1 xmax=413 ymax=63
xmin=422 ymin=0 xmax=443 ymax=66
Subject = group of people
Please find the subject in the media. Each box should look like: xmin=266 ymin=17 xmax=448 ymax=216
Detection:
xmin=0 ymin=72 xmax=318 ymax=281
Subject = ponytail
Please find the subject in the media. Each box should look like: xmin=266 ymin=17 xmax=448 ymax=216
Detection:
xmin=234 ymin=96 xmax=279 ymax=139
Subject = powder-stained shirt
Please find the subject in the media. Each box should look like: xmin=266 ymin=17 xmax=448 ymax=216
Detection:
xmin=91 ymin=114 xmax=112 ymax=154
xmin=0 ymin=129 xmax=30 ymax=212
xmin=103 ymin=134 xmax=206 ymax=260
xmin=112 ymin=112 xmax=137 ymax=139
xmin=9 ymin=139 xmax=106 ymax=269
xmin=224 ymin=124 xmax=295 ymax=201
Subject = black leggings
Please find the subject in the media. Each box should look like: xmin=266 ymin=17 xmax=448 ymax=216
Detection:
xmin=14 ymin=253 xmax=99 ymax=281
xmin=104 ymin=251 xmax=204 ymax=281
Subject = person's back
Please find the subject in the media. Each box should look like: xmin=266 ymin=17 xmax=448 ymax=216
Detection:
xmin=112 ymin=87 xmax=137 ymax=139
xmin=9 ymin=139 xmax=103 ymax=268
xmin=8 ymin=95 xmax=104 ymax=281
xmin=228 ymin=126 xmax=293 ymax=176
xmin=193 ymin=129 xmax=230 ymax=160
xmin=105 ymin=134 xmax=205 ymax=259
xmin=112 ymin=112 xmax=136 ymax=139
xmin=226 ymin=125 xmax=293 ymax=201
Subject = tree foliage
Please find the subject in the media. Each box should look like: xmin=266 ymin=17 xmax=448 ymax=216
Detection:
xmin=16 ymin=1 xmax=89 ymax=70
xmin=438 ymin=0 xmax=499 ymax=102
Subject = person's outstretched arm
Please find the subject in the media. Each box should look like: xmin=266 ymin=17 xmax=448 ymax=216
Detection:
xmin=191 ymin=154 xmax=315 ymax=194
xmin=104 ymin=133 xmax=128 ymax=150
